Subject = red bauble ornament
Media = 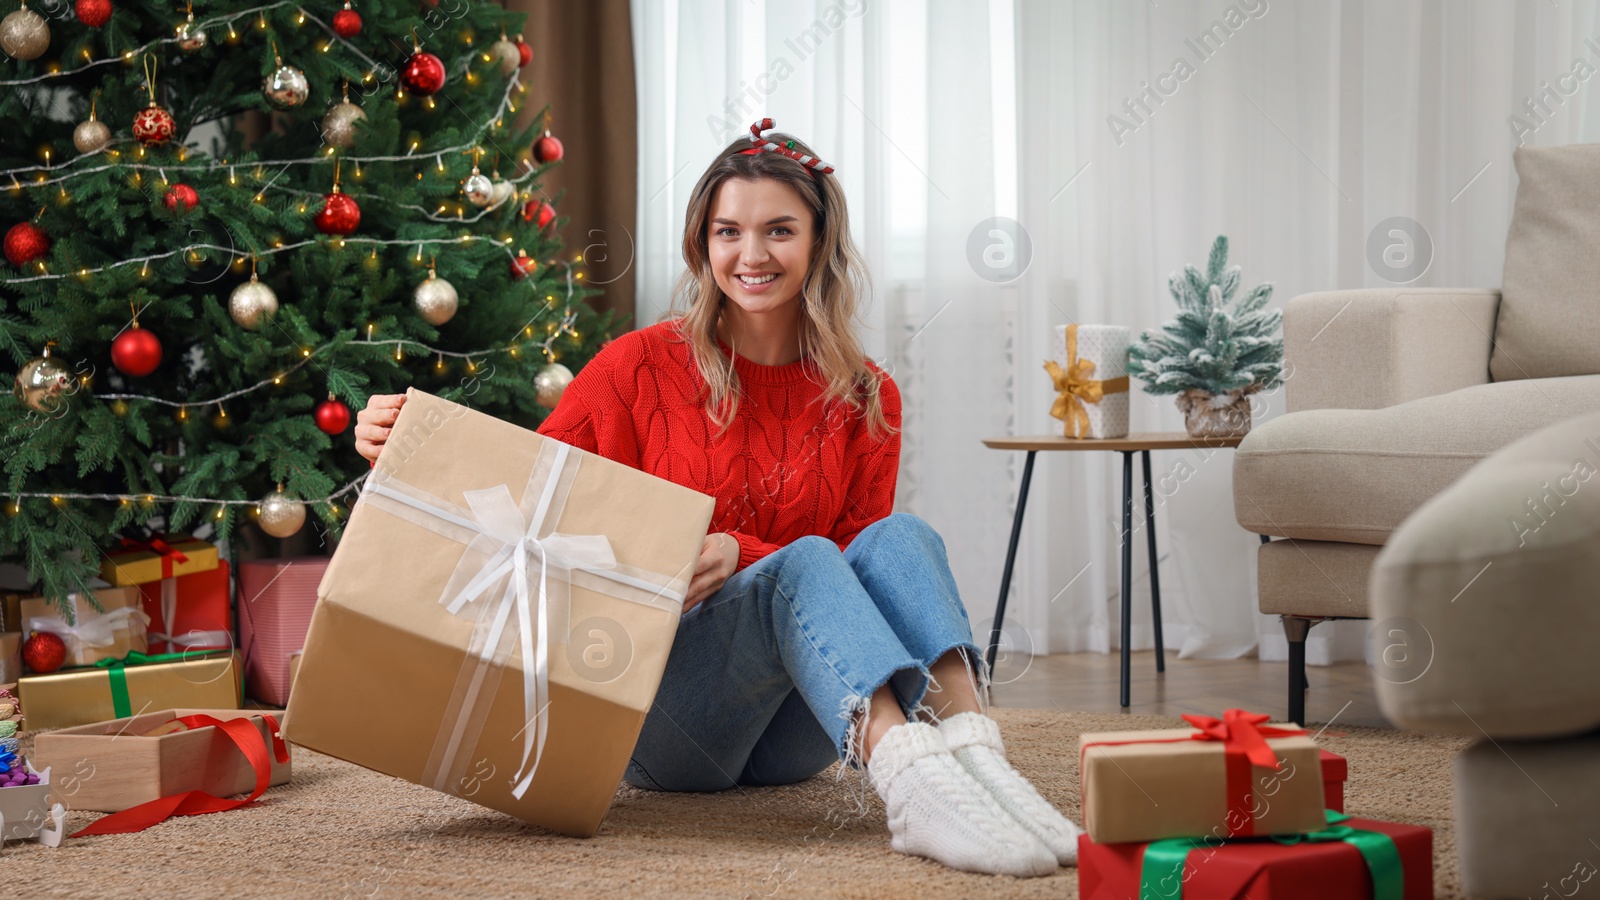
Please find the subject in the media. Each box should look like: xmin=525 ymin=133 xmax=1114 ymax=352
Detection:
xmin=163 ymin=183 xmax=199 ymax=215
xmin=4 ymin=222 xmax=50 ymax=267
xmin=75 ymin=0 xmax=112 ymax=27
xmin=314 ymin=395 xmax=351 ymax=435
xmin=401 ymin=50 xmax=446 ymax=95
xmin=521 ymin=198 xmax=555 ymax=229
xmin=332 ymin=5 xmax=361 ymax=38
xmin=132 ymin=104 xmax=177 ymax=146
xmin=23 ymin=631 xmax=66 ymax=674
xmin=515 ymin=35 xmax=531 ymax=66
xmin=111 ymin=324 xmax=162 ymax=377
xmin=533 ymin=133 xmax=564 ymax=164
xmin=314 ymin=190 xmax=361 ymax=235
xmin=510 ymin=250 xmax=537 ymax=280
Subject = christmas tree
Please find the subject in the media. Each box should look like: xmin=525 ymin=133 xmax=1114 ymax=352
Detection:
xmin=1128 ymin=235 xmax=1283 ymax=401
xmin=1 ymin=0 xmax=614 ymax=611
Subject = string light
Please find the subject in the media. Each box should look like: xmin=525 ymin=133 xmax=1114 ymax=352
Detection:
xmin=6 ymin=476 xmax=368 ymax=511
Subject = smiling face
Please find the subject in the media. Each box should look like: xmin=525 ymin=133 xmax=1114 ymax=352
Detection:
xmin=707 ymin=177 xmax=815 ymax=320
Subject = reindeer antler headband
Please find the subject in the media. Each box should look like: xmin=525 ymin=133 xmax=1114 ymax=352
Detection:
xmin=738 ymin=118 xmax=835 ymax=175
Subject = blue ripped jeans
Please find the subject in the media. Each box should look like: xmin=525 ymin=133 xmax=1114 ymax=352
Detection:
xmin=623 ymin=513 xmax=986 ymax=792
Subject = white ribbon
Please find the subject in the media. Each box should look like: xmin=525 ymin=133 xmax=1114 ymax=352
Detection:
xmin=148 ymin=577 xmax=231 ymax=650
xmin=28 ymin=606 xmax=150 ymax=650
xmin=361 ymin=440 xmax=685 ymax=800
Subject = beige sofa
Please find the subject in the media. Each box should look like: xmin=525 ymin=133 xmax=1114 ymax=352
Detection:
xmin=1371 ymin=410 xmax=1600 ymax=897
xmin=1232 ymin=142 xmax=1600 ymax=726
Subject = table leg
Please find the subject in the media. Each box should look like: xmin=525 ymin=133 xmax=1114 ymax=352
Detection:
xmin=1120 ymin=451 xmax=1134 ymax=708
xmin=987 ymin=451 xmax=1037 ymax=677
xmin=1142 ymin=450 xmax=1164 ymax=673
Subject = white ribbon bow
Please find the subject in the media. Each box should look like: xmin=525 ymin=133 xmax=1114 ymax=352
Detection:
xmin=363 ymin=440 xmax=679 ymax=801
xmin=29 ymin=606 xmax=150 ymax=650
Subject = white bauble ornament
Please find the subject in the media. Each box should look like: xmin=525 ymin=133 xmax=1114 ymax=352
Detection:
xmin=229 ymin=274 xmax=279 ymax=330
xmin=413 ymin=270 xmax=458 ymax=326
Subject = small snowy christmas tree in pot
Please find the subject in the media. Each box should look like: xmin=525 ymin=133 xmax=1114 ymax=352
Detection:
xmin=1128 ymin=236 xmax=1283 ymax=437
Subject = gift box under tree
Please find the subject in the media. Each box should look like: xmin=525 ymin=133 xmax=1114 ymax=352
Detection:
xmin=285 ymin=389 xmax=716 ymax=837
xmin=137 ymin=561 xmax=232 ymax=655
xmin=22 ymin=587 xmax=149 ymax=669
xmin=238 ymin=556 xmax=327 ymax=706
xmin=18 ymin=651 xmax=242 ymax=731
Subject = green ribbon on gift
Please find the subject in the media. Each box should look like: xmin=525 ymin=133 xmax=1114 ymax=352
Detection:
xmin=1137 ymin=810 xmax=1404 ymax=900
xmin=94 ymin=650 xmax=231 ymax=719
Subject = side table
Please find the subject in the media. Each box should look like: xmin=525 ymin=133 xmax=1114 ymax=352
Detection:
xmin=981 ymin=433 xmax=1260 ymax=707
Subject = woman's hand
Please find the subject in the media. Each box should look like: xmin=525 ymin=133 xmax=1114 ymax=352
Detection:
xmin=684 ymin=533 xmax=739 ymax=613
xmin=354 ymin=394 xmax=407 ymax=464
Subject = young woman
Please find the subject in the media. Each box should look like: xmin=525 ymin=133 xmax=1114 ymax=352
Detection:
xmin=355 ymin=120 xmax=1080 ymax=877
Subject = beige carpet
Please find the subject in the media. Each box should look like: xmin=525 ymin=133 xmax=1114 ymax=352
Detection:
xmin=7 ymin=708 xmax=1470 ymax=898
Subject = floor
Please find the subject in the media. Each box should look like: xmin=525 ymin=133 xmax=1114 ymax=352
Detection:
xmin=987 ymin=650 xmax=1391 ymax=729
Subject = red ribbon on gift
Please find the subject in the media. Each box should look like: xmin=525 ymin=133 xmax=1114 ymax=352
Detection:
xmin=1081 ymin=708 xmax=1306 ymax=838
xmin=116 ymin=535 xmax=191 ymax=580
xmin=70 ymin=713 xmax=288 ymax=837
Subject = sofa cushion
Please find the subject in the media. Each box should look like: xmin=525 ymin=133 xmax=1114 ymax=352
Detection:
xmin=1370 ymin=410 xmax=1600 ymax=739
xmin=1493 ymin=143 xmax=1600 ymax=381
xmin=1234 ymin=374 xmax=1600 ymax=544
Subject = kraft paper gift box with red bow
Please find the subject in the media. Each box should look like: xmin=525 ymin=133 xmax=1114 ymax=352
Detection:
xmin=18 ymin=651 xmax=242 ymax=731
xmin=238 ymin=556 xmax=327 ymax=706
xmin=32 ymin=708 xmax=291 ymax=813
xmin=137 ymin=561 xmax=232 ymax=655
xmin=21 ymin=587 xmax=149 ymax=669
xmin=284 ymin=389 xmax=716 ymax=838
xmin=1079 ymin=709 xmax=1328 ymax=844
xmin=1077 ymin=811 xmax=1433 ymax=900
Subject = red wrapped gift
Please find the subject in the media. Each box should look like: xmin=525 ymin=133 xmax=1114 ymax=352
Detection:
xmin=139 ymin=561 xmax=232 ymax=654
xmin=238 ymin=557 xmax=327 ymax=706
xmin=1322 ymin=749 xmax=1347 ymax=813
xmin=1078 ymin=812 xmax=1432 ymax=900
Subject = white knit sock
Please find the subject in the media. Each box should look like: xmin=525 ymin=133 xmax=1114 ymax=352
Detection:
xmin=938 ymin=711 xmax=1084 ymax=865
xmin=866 ymin=720 xmax=1057 ymax=878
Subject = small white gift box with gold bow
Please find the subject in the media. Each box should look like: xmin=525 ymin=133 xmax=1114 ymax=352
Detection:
xmin=1045 ymin=324 xmax=1130 ymax=439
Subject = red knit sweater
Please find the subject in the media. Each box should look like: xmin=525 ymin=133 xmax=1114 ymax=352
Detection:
xmin=536 ymin=319 xmax=901 ymax=570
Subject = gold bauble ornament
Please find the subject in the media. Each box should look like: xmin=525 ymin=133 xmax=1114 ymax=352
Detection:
xmin=175 ymin=11 xmax=206 ymax=51
xmin=263 ymin=60 xmax=310 ymax=110
xmin=74 ymin=109 xmax=111 ymax=154
xmin=229 ymin=273 xmax=279 ymax=330
xmin=320 ymin=100 xmax=366 ymax=149
xmin=413 ymin=269 xmax=458 ymax=326
xmin=535 ymin=363 xmax=573 ymax=409
xmin=258 ymin=485 xmax=306 ymax=538
xmin=489 ymin=38 xmax=520 ymax=76
xmin=1 ymin=5 xmax=49 ymax=61
xmin=13 ymin=346 xmax=72 ymax=413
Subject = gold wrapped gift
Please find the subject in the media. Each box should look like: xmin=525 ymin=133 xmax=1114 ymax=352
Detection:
xmin=99 ymin=535 xmax=219 ymax=587
xmin=18 ymin=651 xmax=242 ymax=731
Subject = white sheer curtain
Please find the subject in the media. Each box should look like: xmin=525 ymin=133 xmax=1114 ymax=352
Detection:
xmin=631 ymin=0 xmax=1600 ymax=668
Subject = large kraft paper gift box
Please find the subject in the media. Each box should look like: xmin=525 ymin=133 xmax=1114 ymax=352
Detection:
xmin=284 ymin=389 xmax=715 ymax=838
xmin=33 ymin=708 xmax=291 ymax=812
xmin=19 ymin=651 xmax=242 ymax=731
xmin=1080 ymin=710 xmax=1327 ymax=844
xmin=22 ymin=587 xmax=149 ymax=668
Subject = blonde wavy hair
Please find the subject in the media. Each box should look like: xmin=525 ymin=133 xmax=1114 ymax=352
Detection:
xmin=668 ymin=131 xmax=893 ymax=440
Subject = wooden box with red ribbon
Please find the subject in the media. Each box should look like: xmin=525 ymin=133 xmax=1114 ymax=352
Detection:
xmin=1078 ymin=811 xmax=1433 ymax=900
xmin=1079 ymin=709 xmax=1328 ymax=844
xmin=18 ymin=650 xmax=242 ymax=731
xmin=99 ymin=535 xmax=219 ymax=587
xmin=32 ymin=708 xmax=290 ymax=815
